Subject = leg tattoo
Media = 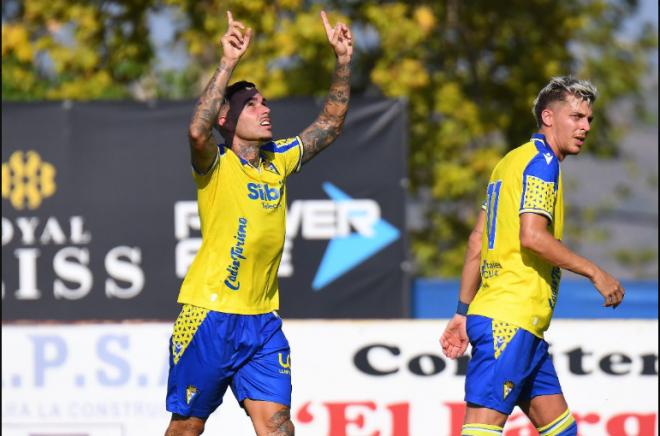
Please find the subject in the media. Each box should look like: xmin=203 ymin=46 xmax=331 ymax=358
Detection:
xmin=267 ymin=407 xmax=294 ymax=436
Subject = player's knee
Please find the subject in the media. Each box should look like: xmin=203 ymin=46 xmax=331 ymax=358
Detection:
xmin=165 ymin=415 xmax=205 ymax=436
xmin=536 ymin=409 xmax=577 ymax=436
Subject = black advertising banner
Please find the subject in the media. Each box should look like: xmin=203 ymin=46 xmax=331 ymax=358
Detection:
xmin=2 ymin=98 xmax=408 ymax=321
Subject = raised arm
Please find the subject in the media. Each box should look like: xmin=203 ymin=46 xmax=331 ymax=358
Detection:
xmin=300 ymin=11 xmax=353 ymax=164
xmin=188 ymin=11 xmax=252 ymax=173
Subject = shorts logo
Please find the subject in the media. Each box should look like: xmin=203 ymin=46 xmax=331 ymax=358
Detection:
xmin=278 ymin=352 xmax=291 ymax=375
xmin=503 ymin=381 xmax=514 ymax=399
xmin=278 ymin=352 xmax=291 ymax=368
xmin=186 ymin=385 xmax=199 ymax=405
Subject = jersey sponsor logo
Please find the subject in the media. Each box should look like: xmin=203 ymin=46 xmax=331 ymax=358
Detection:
xmin=224 ymin=217 xmax=248 ymax=291
xmin=480 ymin=260 xmax=502 ymax=279
xmin=247 ymin=182 xmax=281 ymax=201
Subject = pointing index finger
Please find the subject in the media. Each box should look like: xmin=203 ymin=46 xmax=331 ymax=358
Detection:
xmin=227 ymin=10 xmax=233 ymax=25
xmin=320 ymin=10 xmax=333 ymax=35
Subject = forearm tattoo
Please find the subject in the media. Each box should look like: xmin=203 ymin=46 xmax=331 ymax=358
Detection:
xmin=301 ymin=61 xmax=351 ymax=163
xmin=189 ymin=61 xmax=232 ymax=139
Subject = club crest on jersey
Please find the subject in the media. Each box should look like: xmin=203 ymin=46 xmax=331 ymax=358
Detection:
xmin=503 ymin=381 xmax=514 ymax=399
xmin=186 ymin=385 xmax=199 ymax=404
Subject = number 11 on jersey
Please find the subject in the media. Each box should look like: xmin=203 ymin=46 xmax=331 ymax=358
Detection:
xmin=485 ymin=180 xmax=502 ymax=250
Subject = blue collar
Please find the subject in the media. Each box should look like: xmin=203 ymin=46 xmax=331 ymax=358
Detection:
xmin=220 ymin=144 xmax=278 ymax=174
xmin=221 ymin=144 xmax=262 ymax=167
xmin=531 ymin=133 xmax=557 ymax=158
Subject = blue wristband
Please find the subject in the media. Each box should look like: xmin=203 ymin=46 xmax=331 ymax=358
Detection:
xmin=456 ymin=301 xmax=469 ymax=316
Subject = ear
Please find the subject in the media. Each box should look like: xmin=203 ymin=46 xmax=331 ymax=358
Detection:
xmin=218 ymin=114 xmax=226 ymax=127
xmin=541 ymin=108 xmax=553 ymax=127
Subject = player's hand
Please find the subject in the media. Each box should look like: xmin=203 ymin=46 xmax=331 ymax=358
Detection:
xmin=321 ymin=10 xmax=353 ymax=64
xmin=592 ymin=267 xmax=625 ymax=308
xmin=221 ymin=11 xmax=252 ymax=64
xmin=440 ymin=315 xmax=469 ymax=359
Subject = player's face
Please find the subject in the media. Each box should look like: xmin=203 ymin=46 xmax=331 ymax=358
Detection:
xmin=550 ymin=95 xmax=593 ymax=160
xmin=235 ymin=93 xmax=273 ymax=142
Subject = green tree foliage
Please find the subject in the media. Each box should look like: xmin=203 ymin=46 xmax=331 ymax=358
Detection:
xmin=2 ymin=0 xmax=154 ymax=99
xmin=2 ymin=0 xmax=657 ymax=276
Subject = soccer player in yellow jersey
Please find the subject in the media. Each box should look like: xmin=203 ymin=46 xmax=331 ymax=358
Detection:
xmin=440 ymin=77 xmax=625 ymax=436
xmin=164 ymin=10 xmax=352 ymax=436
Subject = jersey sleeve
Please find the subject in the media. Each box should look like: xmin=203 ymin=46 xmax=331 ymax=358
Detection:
xmin=260 ymin=136 xmax=304 ymax=177
xmin=192 ymin=145 xmax=222 ymax=189
xmin=519 ymin=153 xmax=560 ymax=221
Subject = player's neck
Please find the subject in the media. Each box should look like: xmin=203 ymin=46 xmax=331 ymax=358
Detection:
xmin=537 ymin=129 xmax=565 ymax=161
xmin=231 ymin=140 xmax=262 ymax=167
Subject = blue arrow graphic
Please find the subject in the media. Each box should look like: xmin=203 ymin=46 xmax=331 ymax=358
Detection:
xmin=312 ymin=182 xmax=400 ymax=291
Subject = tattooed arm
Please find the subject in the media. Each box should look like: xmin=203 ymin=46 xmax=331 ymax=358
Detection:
xmin=188 ymin=11 xmax=252 ymax=173
xmin=300 ymin=11 xmax=353 ymax=165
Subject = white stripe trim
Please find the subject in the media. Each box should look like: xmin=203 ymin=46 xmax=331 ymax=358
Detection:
xmin=519 ymin=208 xmax=553 ymax=222
xmin=192 ymin=146 xmax=220 ymax=176
xmin=294 ymin=135 xmax=303 ymax=172
xmin=539 ymin=412 xmax=572 ymax=436
xmin=462 ymin=425 xmax=503 ymax=435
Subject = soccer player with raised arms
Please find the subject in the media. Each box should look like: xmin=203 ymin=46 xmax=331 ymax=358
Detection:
xmin=164 ymin=10 xmax=352 ymax=436
xmin=440 ymin=77 xmax=625 ymax=435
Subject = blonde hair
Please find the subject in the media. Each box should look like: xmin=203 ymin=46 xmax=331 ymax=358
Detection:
xmin=532 ymin=76 xmax=598 ymax=127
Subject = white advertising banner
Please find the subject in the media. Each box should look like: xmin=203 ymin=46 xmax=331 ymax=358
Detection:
xmin=2 ymin=320 xmax=658 ymax=436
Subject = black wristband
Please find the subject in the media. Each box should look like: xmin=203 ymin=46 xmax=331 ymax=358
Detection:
xmin=456 ymin=301 xmax=469 ymax=316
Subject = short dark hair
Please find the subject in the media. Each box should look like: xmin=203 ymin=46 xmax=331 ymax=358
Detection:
xmin=224 ymin=80 xmax=256 ymax=104
xmin=532 ymin=76 xmax=598 ymax=128
xmin=216 ymin=81 xmax=259 ymax=143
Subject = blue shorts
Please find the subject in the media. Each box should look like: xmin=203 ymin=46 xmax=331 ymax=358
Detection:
xmin=166 ymin=305 xmax=292 ymax=419
xmin=465 ymin=315 xmax=562 ymax=415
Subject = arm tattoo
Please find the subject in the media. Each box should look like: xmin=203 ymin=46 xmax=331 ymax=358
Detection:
xmin=300 ymin=61 xmax=351 ymax=164
xmin=189 ymin=61 xmax=232 ymax=140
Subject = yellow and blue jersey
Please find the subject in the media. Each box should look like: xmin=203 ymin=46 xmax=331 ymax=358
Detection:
xmin=468 ymin=134 xmax=564 ymax=337
xmin=177 ymin=136 xmax=304 ymax=314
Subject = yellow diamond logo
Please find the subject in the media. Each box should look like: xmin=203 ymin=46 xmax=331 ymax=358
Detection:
xmin=2 ymin=150 xmax=57 ymax=210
